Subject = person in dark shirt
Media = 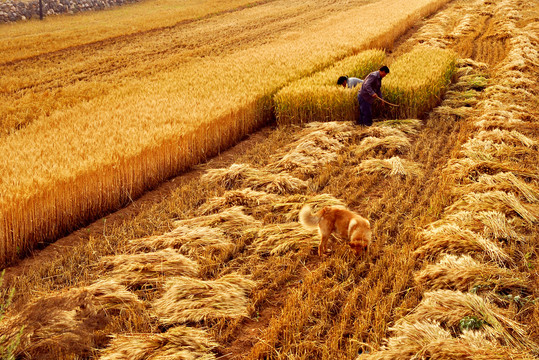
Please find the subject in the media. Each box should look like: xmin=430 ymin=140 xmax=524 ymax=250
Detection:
xmin=357 ymin=66 xmax=389 ymax=126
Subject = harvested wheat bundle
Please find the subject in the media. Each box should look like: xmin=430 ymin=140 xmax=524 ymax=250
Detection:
xmin=498 ymin=71 xmax=537 ymax=88
xmin=99 ymin=326 xmax=218 ymax=360
xmin=475 ymin=129 xmax=536 ymax=148
xmin=303 ymin=120 xmax=356 ymax=139
xmin=363 ymin=320 xmax=452 ymax=360
xmin=484 ymin=84 xmax=535 ymax=102
xmin=173 ymin=206 xmax=262 ymax=238
xmin=414 ymin=254 xmax=531 ymax=294
xmin=361 ymin=125 xmax=407 ymax=138
xmin=454 ymin=173 xmax=539 ymax=203
xmin=473 ymin=111 xmax=526 ymax=131
xmin=443 ymin=158 xmax=537 ymax=182
xmin=249 ymin=222 xmax=319 ymax=256
xmin=152 ymin=274 xmax=256 ymax=325
xmin=453 ymin=65 xmax=477 ymax=79
xmin=453 ymin=74 xmax=489 ymax=91
xmin=269 ymin=149 xmax=339 ymax=175
xmin=198 ymin=188 xmax=282 ymax=215
xmin=478 ymin=100 xmax=528 ymax=115
xmin=357 ymin=156 xmax=424 ymax=177
xmin=399 ymin=290 xmax=536 ymax=352
xmin=447 ymin=191 xmax=537 ymax=224
xmin=472 ymin=210 xmax=525 ymax=242
xmin=433 ymin=211 xmax=523 ymax=242
xmin=271 ymin=193 xmax=347 ymax=223
xmin=442 ymin=90 xmax=480 ymax=108
xmin=258 ymin=172 xmax=310 ymax=194
xmin=452 ymin=12 xmax=480 ymax=38
xmin=457 ymin=331 xmax=537 ymax=360
xmin=476 ymin=103 xmax=530 ymax=121
xmin=131 ymin=225 xmax=225 ymax=250
xmin=285 ymin=123 xmax=354 ymax=148
xmin=414 ymin=224 xmax=512 ymax=266
xmin=460 ymin=139 xmax=532 ymax=162
xmin=130 ymin=225 xmax=236 ymax=263
xmin=201 ymin=164 xmax=308 ymax=194
xmin=457 ymin=58 xmax=489 ymax=71
xmin=201 ymin=163 xmax=253 ymax=188
xmin=0 ymin=280 xmax=143 ymax=359
xmin=364 ymin=320 xmax=536 ymax=360
xmin=353 ymin=135 xmax=411 ymax=157
xmin=268 ymin=122 xmax=356 ymax=174
xmin=376 ymin=119 xmax=423 ymax=135
xmin=269 ymin=132 xmax=347 ymax=175
xmin=496 ymin=38 xmax=537 ymax=71
xmin=98 ymin=249 xmax=199 ymax=289
xmin=434 ymin=105 xmax=474 ymax=119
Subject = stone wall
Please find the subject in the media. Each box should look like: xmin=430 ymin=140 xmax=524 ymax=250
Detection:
xmin=0 ymin=0 xmax=139 ymax=23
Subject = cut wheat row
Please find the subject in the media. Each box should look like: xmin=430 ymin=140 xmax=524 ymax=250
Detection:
xmin=364 ymin=0 xmax=539 ymax=357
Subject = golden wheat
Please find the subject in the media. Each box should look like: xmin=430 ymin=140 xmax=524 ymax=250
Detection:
xmin=397 ymin=290 xmax=536 ymax=352
xmin=198 ymin=188 xmax=282 ymax=215
xmin=274 ymin=49 xmax=386 ymax=125
xmin=430 ymin=210 xmax=524 ymax=243
xmin=152 ymin=274 xmax=256 ymax=325
xmin=414 ymin=254 xmax=531 ymax=294
xmin=381 ymin=46 xmax=457 ymax=118
xmin=454 ymin=172 xmax=539 ymax=204
xmin=267 ymin=122 xmax=355 ymax=175
xmin=0 ymin=0 xmax=456 ymax=266
xmin=0 ymin=0 xmax=259 ymax=63
xmin=249 ymin=222 xmax=318 ymax=256
xmin=98 ymin=249 xmax=200 ymax=288
xmin=201 ymin=164 xmax=308 ymax=194
xmin=446 ymin=191 xmax=537 ymax=224
xmin=363 ymin=320 xmax=536 ymax=360
xmin=99 ymin=326 xmax=219 ymax=360
xmin=414 ymin=223 xmax=512 ymax=266
xmin=0 ymin=280 xmax=144 ymax=359
xmin=357 ymin=156 xmax=424 ymax=177
xmin=130 ymin=225 xmax=234 ymax=254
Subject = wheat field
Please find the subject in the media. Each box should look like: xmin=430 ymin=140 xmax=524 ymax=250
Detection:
xmin=0 ymin=0 xmax=454 ymax=266
xmin=0 ymin=0 xmax=538 ymax=359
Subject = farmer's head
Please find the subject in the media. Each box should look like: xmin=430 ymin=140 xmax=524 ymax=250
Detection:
xmin=379 ymin=66 xmax=390 ymax=78
xmin=337 ymin=76 xmax=348 ymax=87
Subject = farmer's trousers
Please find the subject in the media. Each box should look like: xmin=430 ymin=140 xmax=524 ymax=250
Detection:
xmin=358 ymin=95 xmax=373 ymax=126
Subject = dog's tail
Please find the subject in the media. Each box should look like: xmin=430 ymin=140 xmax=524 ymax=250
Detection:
xmin=299 ymin=205 xmax=320 ymax=230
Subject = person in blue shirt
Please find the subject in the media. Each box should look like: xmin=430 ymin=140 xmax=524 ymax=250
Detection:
xmin=357 ymin=66 xmax=390 ymax=126
xmin=337 ymin=76 xmax=364 ymax=88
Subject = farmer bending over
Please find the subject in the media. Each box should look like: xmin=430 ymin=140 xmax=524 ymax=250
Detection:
xmin=357 ymin=65 xmax=389 ymax=126
xmin=337 ymin=76 xmax=363 ymax=88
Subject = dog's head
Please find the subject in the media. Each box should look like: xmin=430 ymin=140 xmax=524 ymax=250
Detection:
xmin=349 ymin=220 xmax=371 ymax=255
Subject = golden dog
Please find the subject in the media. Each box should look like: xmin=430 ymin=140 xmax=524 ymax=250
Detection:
xmin=299 ymin=205 xmax=371 ymax=256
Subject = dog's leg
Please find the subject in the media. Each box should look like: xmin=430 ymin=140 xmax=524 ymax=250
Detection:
xmin=317 ymin=220 xmax=333 ymax=256
xmin=318 ymin=233 xmax=330 ymax=256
